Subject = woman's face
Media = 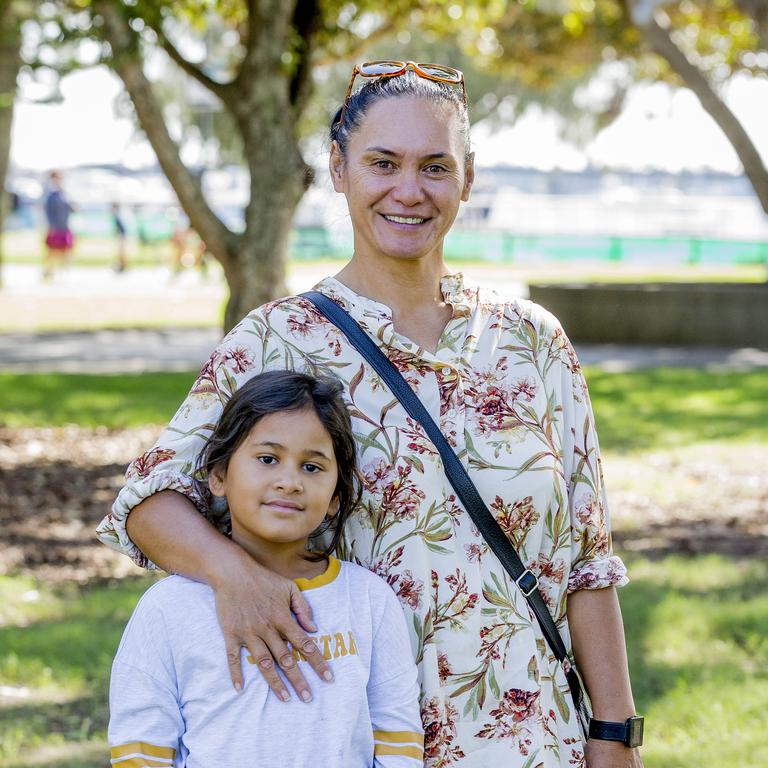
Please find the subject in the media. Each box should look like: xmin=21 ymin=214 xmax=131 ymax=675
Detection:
xmin=330 ymin=95 xmax=474 ymax=266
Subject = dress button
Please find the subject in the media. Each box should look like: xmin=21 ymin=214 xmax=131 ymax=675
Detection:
xmin=441 ymin=366 xmax=452 ymax=376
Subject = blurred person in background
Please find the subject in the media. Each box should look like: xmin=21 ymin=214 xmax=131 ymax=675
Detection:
xmin=42 ymin=170 xmax=75 ymax=280
xmin=112 ymin=202 xmax=128 ymax=273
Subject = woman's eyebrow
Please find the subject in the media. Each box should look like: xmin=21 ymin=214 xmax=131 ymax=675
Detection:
xmin=364 ymin=147 xmax=453 ymax=161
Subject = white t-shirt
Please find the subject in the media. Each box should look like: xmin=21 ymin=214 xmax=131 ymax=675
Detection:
xmin=109 ymin=557 xmax=424 ymax=767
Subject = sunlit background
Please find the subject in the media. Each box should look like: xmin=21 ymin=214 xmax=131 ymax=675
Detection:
xmin=0 ymin=1 xmax=766 ymax=766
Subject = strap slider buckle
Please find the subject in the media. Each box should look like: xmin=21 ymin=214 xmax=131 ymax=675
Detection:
xmin=515 ymin=569 xmax=539 ymax=597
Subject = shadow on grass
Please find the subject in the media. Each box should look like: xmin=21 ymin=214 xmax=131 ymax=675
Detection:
xmin=0 ymin=372 xmax=197 ymax=429
xmin=585 ymin=368 xmax=768 ymax=452
xmin=0 ymin=694 xmax=107 ymax=756
xmin=620 ymin=557 xmax=768 ymax=716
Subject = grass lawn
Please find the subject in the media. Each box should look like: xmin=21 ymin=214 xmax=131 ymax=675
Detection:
xmin=2 ymin=368 xmax=767 ymax=452
xmin=1 ymin=556 xmax=766 ymax=767
xmin=1 ymin=367 xmax=766 ymax=766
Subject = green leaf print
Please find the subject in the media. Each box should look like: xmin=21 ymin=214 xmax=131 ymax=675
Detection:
xmin=552 ymin=679 xmax=571 ymax=722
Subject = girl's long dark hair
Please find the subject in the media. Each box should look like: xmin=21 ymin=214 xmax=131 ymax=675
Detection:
xmin=194 ymin=370 xmax=360 ymax=558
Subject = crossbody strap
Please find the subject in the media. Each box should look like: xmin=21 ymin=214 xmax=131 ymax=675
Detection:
xmin=302 ymin=291 xmax=570 ymax=663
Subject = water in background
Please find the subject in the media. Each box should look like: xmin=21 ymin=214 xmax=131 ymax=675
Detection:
xmin=8 ymin=163 xmax=768 ymax=267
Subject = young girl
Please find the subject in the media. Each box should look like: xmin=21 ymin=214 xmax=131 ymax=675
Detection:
xmin=108 ymin=370 xmax=423 ymax=767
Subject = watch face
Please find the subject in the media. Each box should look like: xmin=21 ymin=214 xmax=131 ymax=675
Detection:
xmin=627 ymin=716 xmax=644 ymax=747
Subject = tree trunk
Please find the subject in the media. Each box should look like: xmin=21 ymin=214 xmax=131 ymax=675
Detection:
xmin=97 ymin=1 xmax=242 ymax=301
xmin=97 ymin=1 xmax=317 ymax=333
xmin=222 ymin=86 xmax=310 ymax=328
xmin=641 ymin=15 xmax=768 ymax=215
xmin=0 ymin=3 xmax=22 ymax=288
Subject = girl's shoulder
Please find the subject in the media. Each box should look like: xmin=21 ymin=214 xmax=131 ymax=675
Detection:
xmin=130 ymin=575 xmax=215 ymax=620
xmin=337 ymin=560 xmax=401 ymax=607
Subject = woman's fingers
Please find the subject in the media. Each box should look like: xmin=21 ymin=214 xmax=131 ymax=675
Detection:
xmin=290 ymin=586 xmax=318 ymax=633
xmin=288 ymin=586 xmax=333 ymax=682
xmin=213 ymin=561 xmax=335 ymax=700
xmin=246 ymin=633 xmax=293 ymax=702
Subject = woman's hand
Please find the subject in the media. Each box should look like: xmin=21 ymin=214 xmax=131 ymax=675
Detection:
xmin=586 ymin=739 xmax=643 ymax=767
xmin=125 ymin=491 xmax=333 ymax=702
xmin=210 ymin=549 xmax=334 ymax=701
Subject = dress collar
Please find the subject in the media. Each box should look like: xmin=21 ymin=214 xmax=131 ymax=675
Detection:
xmin=313 ymin=273 xmax=476 ymax=360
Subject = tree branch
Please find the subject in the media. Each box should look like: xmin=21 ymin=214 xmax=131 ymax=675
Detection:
xmin=96 ymin=0 xmax=237 ymax=265
xmin=634 ymin=7 xmax=768 ymax=214
xmin=288 ymin=0 xmax=319 ymax=116
xmin=159 ymin=34 xmax=233 ymax=104
xmin=240 ymin=0 xmax=295 ymax=81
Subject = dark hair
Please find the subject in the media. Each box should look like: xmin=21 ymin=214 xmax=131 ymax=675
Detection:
xmin=194 ymin=370 xmax=361 ymax=558
xmin=330 ymin=69 xmax=470 ymax=160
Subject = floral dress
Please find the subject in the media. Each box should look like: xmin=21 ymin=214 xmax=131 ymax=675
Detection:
xmin=97 ymin=274 xmax=628 ymax=768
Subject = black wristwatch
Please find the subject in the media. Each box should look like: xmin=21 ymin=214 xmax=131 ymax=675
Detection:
xmin=588 ymin=716 xmax=644 ymax=748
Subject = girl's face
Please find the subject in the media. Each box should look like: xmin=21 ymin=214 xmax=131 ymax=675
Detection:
xmin=209 ymin=408 xmax=339 ymax=555
xmin=329 ymin=95 xmax=474 ymax=266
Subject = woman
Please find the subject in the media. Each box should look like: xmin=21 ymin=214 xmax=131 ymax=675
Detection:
xmin=43 ymin=170 xmax=75 ymax=280
xmin=98 ymin=61 xmax=642 ymax=768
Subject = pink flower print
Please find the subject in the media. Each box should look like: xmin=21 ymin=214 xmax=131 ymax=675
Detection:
xmin=367 ymin=546 xmax=405 ymax=587
xmin=288 ymin=303 xmax=325 ymax=337
xmin=361 ymin=457 xmax=390 ymax=489
xmin=221 ymin=346 xmax=255 ymax=374
xmin=403 ymin=418 xmax=437 ymax=457
xmin=574 ymin=492 xmax=600 ymax=526
xmin=569 ymin=748 xmax=587 ymax=767
xmin=422 ymin=697 xmax=465 ymax=766
xmin=364 ymin=460 xmax=425 ymax=522
xmin=464 ymin=542 xmax=484 ymax=563
xmin=533 ymin=554 xmax=566 ymax=586
xmin=490 ymin=495 xmax=540 ymax=548
xmin=190 ymin=352 xmax=221 ymax=396
xmin=126 ymin=447 xmax=176 ymax=480
xmin=568 ymin=567 xmax=601 ymax=592
xmin=476 ymin=386 xmax=506 ymax=417
xmin=437 ymin=651 xmax=452 ymax=684
xmin=530 ymin=554 xmax=566 ymax=609
xmin=394 ymin=569 xmax=424 ymax=610
xmin=510 ymin=377 xmax=537 ymax=402
xmin=475 ymin=687 xmax=541 ymax=741
xmin=386 ymin=348 xmax=426 ymax=377
xmin=443 ymin=494 xmax=463 ymax=526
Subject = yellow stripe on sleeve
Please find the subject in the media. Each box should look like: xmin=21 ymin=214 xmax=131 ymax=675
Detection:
xmin=111 ymin=758 xmax=174 ymax=768
xmin=111 ymin=742 xmax=176 ymax=760
xmin=374 ymin=743 xmax=424 ymax=760
xmin=373 ymin=730 xmax=425 ymax=746
xmin=110 ymin=741 xmax=176 ymax=767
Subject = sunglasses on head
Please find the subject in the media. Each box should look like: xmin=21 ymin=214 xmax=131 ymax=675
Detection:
xmin=338 ymin=60 xmax=466 ymax=127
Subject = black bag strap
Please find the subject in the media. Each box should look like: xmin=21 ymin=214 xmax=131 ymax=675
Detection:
xmin=302 ymin=291 xmax=570 ymax=661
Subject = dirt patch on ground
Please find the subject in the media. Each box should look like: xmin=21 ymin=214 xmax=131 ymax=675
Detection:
xmin=1 ymin=427 xmax=766 ymax=582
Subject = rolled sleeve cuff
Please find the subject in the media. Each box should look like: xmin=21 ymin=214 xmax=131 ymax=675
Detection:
xmin=567 ymin=555 xmax=629 ymax=594
xmin=95 ymin=471 xmax=204 ymax=571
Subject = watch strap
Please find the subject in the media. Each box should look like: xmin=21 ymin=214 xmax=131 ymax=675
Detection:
xmin=589 ymin=716 xmax=644 ymax=747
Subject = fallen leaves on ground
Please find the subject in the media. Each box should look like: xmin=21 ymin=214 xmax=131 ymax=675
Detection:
xmin=1 ymin=427 xmax=766 ymax=583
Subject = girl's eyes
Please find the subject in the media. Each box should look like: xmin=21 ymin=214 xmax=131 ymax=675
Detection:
xmin=256 ymin=455 xmax=322 ymax=473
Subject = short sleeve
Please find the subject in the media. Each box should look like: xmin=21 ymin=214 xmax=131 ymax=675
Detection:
xmin=368 ymin=583 xmax=424 ymax=767
xmin=555 ymin=328 xmax=628 ymax=593
xmin=108 ymin=590 xmax=184 ymax=766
